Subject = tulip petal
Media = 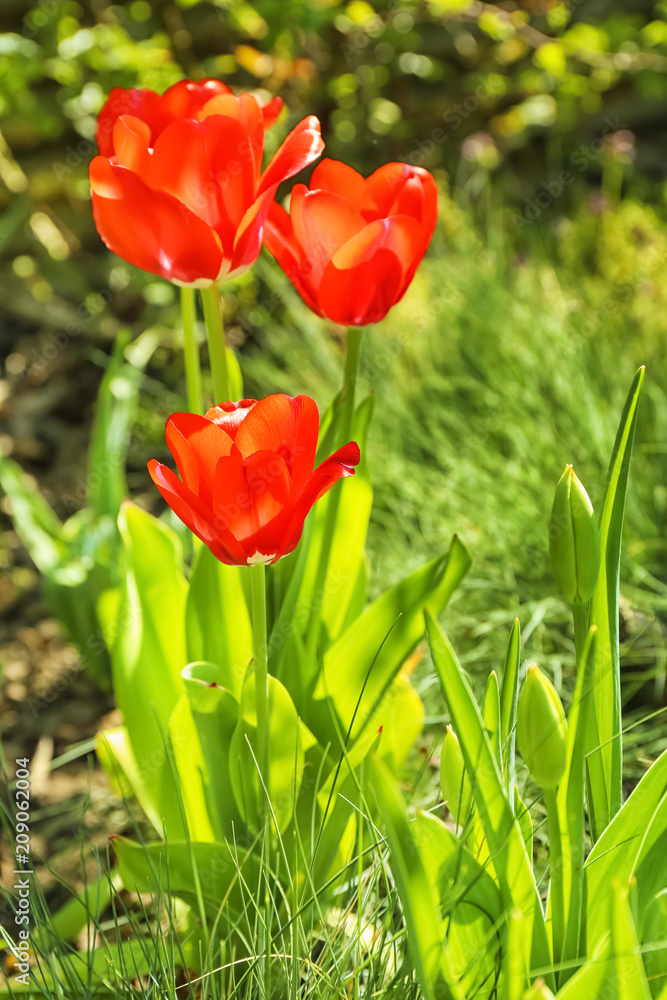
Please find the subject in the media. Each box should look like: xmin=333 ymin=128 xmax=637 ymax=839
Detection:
xmin=310 ymin=158 xmax=375 ymax=213
xmin=159 ymin=78 xmax=232 ymax=122
xmin=229 ymin=184 xmax=278 ymax=278
xmin=234 ymin=394 xmax=319 ymax=489
xmin=147 ymin=115 xmax=256 ymax=253
xmin=366 ymin=163 xmax=438 ymax=236
xmin=205 ymin=399 xmax=257 ymax=439
xmin=365 ymin=162 xmax=418 ymax=214
xmin=96 ymin=79 xmax=231 ymax=156
xmin=113 ymin=116 xmax=151 ymax=174
xmin=263 ymin=200 xmax=321 ymax=314
xmin=166 ymin=412 xmax=235 ymax=506
xmin=261 ymin=96 xmax=283 ymax=129
xmin=148 ymin=460 xmax=245 ymax=565
xmin=275 ymin=441 xmax=360 ymax=559
xmin=96 ymin=87 xmax=163 ymax=156
xmin=318 ymin=216 xmax=423 ymax=325
xmin=89 ymin=158 xmax=223 ymax=285
xmin=196 ymin=92 xmax=265 ymax=182
xmin=211 ymin=449 xmax=291 ymax=552
xmin=257 ymin=115 xmax=324 ymax=196
xmin=291 ymin=188 xmax=367 ymax=288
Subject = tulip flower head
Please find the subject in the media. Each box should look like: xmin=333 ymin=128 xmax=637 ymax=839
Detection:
xmin=90 ymin=79 xmax=324 ymax=287
xmin=264 ymin=158 xmax=438 ymax=325
xmin=148 ymin=394 xmax=360 ymax=566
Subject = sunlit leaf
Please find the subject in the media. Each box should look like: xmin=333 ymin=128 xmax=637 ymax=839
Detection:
xmin=425 ymin=611 xmax=553 ymax=989
xmin=587 ymin=367 xmax=644 ymax=840
xmin=312 ymin=535 xmax=471 ymax=749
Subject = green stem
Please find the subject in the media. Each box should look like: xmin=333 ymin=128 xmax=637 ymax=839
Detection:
xmin=251 ymin=561 xmax=272 ymax=994
xmin=180 ymin=287 xmax=202 ymax=415
xmin=340 ymin=326 xmax=363 ymax=445
xmin=572 ymin=603 xmax=588 ymax=670
xmin=200 ymin=284 xmax=229 ymax=404
xmin=545 ymin=786 xmax=565 ymax=979
xmin=304 ymin=327 xmax=363 ymax=665
xmin=251 ymin=562 xmax=269 ymax=793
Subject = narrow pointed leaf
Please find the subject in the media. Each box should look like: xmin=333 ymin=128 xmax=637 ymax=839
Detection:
xmin=500 ymin=619 xmax=521 ymax=805
xmin=586 ymin=367 xmax=644 ymax=840
xmin=313 ymin=536 xmax=471 ymax=747
xmin=585 ymin=748 xmax=667 ymax=952
xmin=425 ymin=611 xmax=553 ymax=988
xmin=368 ymin=756 xmax=464 ymax=1000
xmin=558 ymin=625 xmax=597 ymax=981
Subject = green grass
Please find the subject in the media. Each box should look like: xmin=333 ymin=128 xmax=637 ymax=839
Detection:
xmin=0 ymin=753 xmax=415 ymax=1000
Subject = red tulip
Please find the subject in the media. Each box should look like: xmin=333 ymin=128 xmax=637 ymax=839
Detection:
xmin=148 ymin=394 xmax=360 ymax=566
xmin=90 ymin=79 xmax=323 ymax=287
xmin=263 ymin=158 xmax=438 ymax=325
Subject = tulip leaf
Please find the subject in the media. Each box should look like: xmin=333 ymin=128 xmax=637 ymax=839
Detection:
xmin=87 ymin=329 xmax=142 ymax=520
xmin=32 ymin=940 xmax=152 ymax=993
xmin=585 ymin=748 xmax=667 ymax=953
xmin=505 ymin=907 xmax=529 ymax=1000
xmin=368 ymin=756 xmax=465 ymax=1000
xmin=95 ymin=725 xmax=136 ymax=794
xmin=642 ymin=890 xmax=667 ymax=997
xmin=96 ymin=725 xmax=163 ymax=832
xmin=557 ymin=625 xmax=597 ymax=981
xmin=414 ymin=810 xmax=503 ymax=1000
xmin=229 ymin=667 xmax=316 ymax=834
xmin=338 ymin=554 xmax=369 ymax=635
xmin=312 ymin=534 xmax=471 ymax=748
xmin=307 ymin=734 xmax=379 ymax=893
xmin=556 ymin=882 xmax=651 ymax=1000
xmin=608 ymin=882 xmax=652 ymax=1000
xmin=0 ymin=452 xmax=68 ymax=572
xmin=109 ymin=503 xmax=188 ymax=838
xmin=500 ymin=619 xmax=521 ymax=805
xmin=168 ymin=663 xmax=241 ymax=842
xmin=320 ymin=393 xmax=374 ymax=642
xmin=226 ymin=345 xmax=243 ymax=402
xmin=46 ymin=869 xmax=122 ymax=944
xmin=0 ymin=454 xmax=117 ymax=686
xmin=368 ymin=672 xmax=424 ymax=771
xmin=425 ymin=611 xmax=553 ymax=989
xmin=515 ymin=785 xmax=533 ymax=860
xmin=185 ymin=545 xmax=252 ymax=699
xmin=112 ymin=836 xmax=257 ymax=924
xmin=586 ymin=366 xmax=644 ymax=841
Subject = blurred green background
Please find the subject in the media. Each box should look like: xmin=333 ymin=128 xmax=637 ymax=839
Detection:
xmin=1 ymin=0 xmax=667 ymax=770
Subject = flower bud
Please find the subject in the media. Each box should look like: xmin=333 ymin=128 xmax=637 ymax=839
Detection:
xmin=440 ymin=726 xmax=472 ymax=826
xmin=516 ymin=665 xmax=567 ymax=790
xmin=549 ymin=465 xmax=600 ymax=605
